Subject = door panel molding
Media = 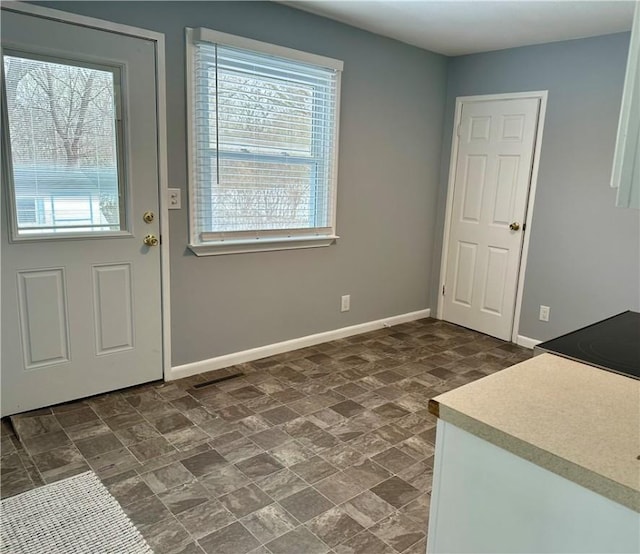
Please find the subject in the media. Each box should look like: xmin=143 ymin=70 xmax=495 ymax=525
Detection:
xmin=1 ymin=1 xmax=171 ymax=389
xmin=461 ymin=155 xmax=487 ymax=223
xmin=453 ymin=241 xmax=477 ymax=307
xmin=17 ymin=268 xmax=70 ymax=369
xmin=481 ymin=246 xmax=509 ymax=316
xmin=92 ymin=263 xmax=135 ymax=355
xmin=438 ymin=91 xmax=548 ymax=344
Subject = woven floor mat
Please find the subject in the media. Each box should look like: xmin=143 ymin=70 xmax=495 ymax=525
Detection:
xmin=1 ymin=471 xmax=152 ymax=554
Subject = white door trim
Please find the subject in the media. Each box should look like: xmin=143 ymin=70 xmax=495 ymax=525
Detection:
xmin=437 ymin=91 xmax=548 ymax=343
xmin=1 ymin=1 xmax=172 ymax=381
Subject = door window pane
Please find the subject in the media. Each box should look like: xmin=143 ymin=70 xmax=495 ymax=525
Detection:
xmin=3 ymin=53 xmax=124 ymax=235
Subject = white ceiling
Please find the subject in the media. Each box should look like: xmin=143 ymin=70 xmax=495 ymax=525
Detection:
xmin=281 ymin=1 xmax=636 ymax=56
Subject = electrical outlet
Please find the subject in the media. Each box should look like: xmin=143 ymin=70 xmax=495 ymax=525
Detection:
xmin=341 ymin=294 xmax=350 ymax=312
xmin=168 ymin=188 xmax=181 ymax=209
xmin=539 ymin=305 xmax=550 ymax=322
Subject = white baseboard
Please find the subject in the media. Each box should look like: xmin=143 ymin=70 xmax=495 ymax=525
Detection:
xmin=168 ymin=308 xmax=431 ymax=381
xmin=516 ymin=335 xmax=541 ymax=349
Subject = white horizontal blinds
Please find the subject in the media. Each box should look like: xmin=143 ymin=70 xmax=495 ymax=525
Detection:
xmin=193 ymin=40 xmax=338 ymax=239
xmin=3 ymin=54 xmax=122 ymax=235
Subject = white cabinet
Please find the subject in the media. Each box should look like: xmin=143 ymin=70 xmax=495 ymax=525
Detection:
xmin=427 ymin=421 xmax=640 ymax=553
xmin=612 ymin=3 xmax=640 ymax=208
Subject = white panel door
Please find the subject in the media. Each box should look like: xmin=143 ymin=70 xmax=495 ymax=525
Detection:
xmin=442 ymin=98 xmax=540 ymax=340
xmin=1 ymin=10 xmax=163 ymax=416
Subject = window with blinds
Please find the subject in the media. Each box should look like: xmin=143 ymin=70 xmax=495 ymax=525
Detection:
xmin=187 ymin=28 xmax=343 ymax=254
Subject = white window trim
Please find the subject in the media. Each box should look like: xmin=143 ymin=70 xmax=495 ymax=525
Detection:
xmin=185 ymin=27 xmax=342 ymax=256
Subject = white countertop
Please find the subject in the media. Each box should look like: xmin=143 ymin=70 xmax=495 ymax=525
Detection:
xmin=429 ymin=353 xmax=640 ymax=511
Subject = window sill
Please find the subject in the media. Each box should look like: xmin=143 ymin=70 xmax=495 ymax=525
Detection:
xmin=188 ymin=235 xmax=339 ymax=256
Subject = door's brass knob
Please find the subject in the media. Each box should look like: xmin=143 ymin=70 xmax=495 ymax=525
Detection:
xmin=143 ymin=234 xmax=159 ymax=246
xmin=143 ymin=211 xmax=155 ymax=223
xmin=509 ymin=222 xmax=521 ymax=231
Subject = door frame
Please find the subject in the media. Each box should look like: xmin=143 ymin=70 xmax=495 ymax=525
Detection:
xmin=437 ymin=91 xmax=548 ymax=346
xmin=1 ymin=2 xmax=172 ymax=380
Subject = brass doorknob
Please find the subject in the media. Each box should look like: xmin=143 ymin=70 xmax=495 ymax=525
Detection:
xmin=143 ymin=234 xmax=159 ymax=246
xmin=509 ymin=222 xmax=521 ymax=231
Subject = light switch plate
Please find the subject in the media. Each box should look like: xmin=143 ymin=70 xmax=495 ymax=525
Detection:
xmin=168 ymin=188 xmax=181 ymax=209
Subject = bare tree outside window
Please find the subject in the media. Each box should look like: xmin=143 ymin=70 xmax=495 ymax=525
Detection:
xmin=206 ymin=70 xmax=319 ymax=232
xmin=4 ymin=54 xmax=121 ymax=233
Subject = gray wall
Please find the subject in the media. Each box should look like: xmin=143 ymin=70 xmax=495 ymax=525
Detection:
xmin=432 ymin=33 xmax=640 ymax=341
xmin=39 ymin=1 xmax=448 ymax=366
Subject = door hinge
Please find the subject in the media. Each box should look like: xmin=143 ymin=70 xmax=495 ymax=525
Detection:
xmin=456 ymin=124 xmax=462 ymax=137
xmin=442 ymin=285 xmax=446 ymax=296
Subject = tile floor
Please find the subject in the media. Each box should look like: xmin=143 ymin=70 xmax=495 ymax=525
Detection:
xmin=1 ymin=318 xmax=531 ymax=554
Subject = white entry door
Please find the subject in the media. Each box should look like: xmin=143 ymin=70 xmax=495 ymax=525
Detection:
xmin=1 ymin=9 xmax=163 ymax=416
xmin=441 ymin=97 xmax=541 ymax=341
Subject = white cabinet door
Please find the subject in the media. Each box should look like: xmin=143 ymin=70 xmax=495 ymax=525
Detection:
xmin=428 ymin=421 xmax=640 ymax=553
xmin=612 ymin=3 xmax=640 ymax=208
xmin=1 ymin=9 xmax=163 ymax=416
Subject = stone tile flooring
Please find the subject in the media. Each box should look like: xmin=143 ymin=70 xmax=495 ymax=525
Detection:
xmin=1 ymin=318 xmax=531 ymax=554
